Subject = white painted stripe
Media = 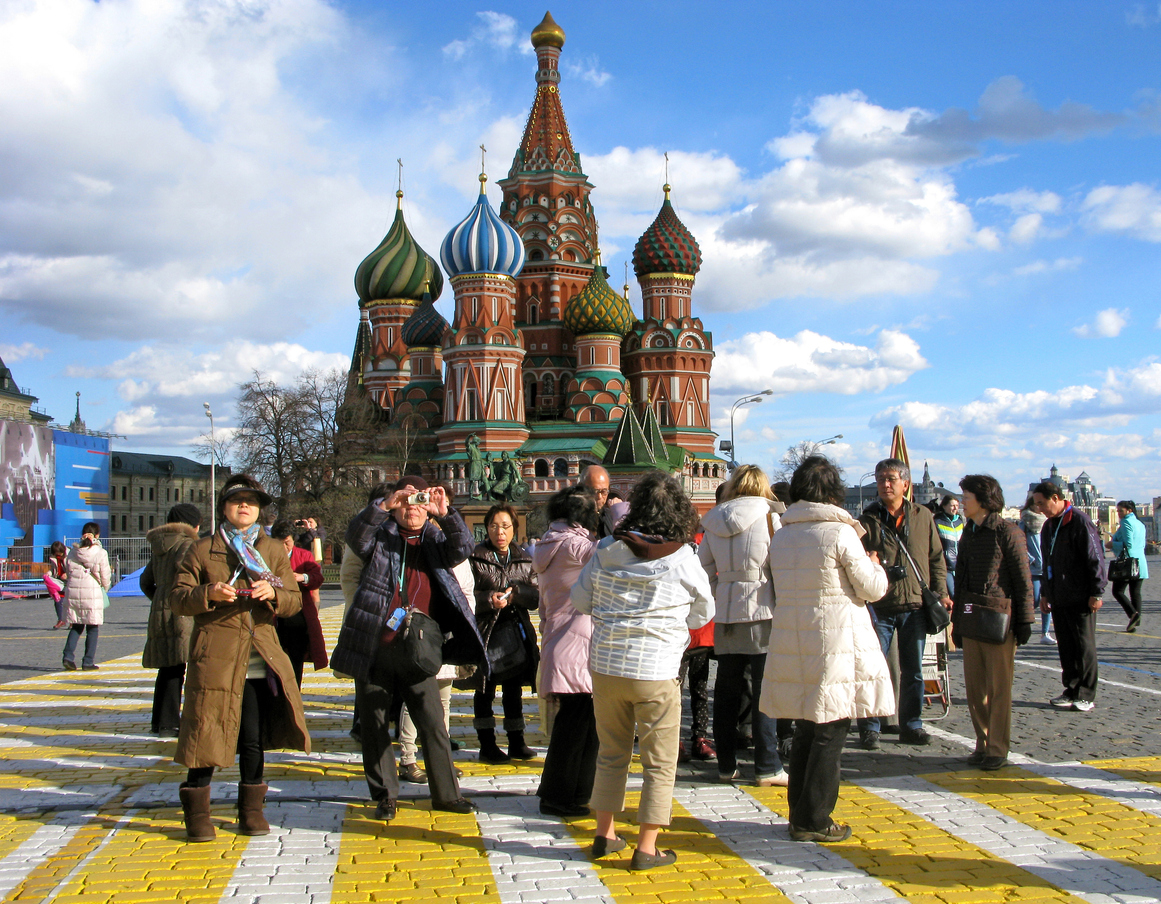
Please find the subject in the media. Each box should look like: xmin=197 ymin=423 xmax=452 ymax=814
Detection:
xmin=673 ymin=784 xmax=902 ymax=904
xmin=0 ymin=814 xmax=91 ymax=898
xmin=217 ymin=800 xmax=346 ymax=904
xmin=70 ymin=464 xmax=99 ymax=471
xmin=1015 ymin=658 xmax=1161 ymax=696
xmin=475 ymin=792 xmax=615 ymax=904
xmin=858 ymin=772 xmax=1161 ymax=903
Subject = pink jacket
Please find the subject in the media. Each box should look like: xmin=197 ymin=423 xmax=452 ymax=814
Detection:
xmin=532 ymin=520 xmax=597 ymax=696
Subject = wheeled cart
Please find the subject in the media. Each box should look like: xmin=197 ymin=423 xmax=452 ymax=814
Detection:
xmin=922 ymin=629 xmax=951 ymax=719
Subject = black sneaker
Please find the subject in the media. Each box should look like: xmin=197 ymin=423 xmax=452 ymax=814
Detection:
xmin=789 ymin=822 xmax=852 ymax=843
xmin=899 ymin=727 xmax=932 ymax=746
xmin=859 ymin=730 xmax=880 ymax=750
xmin=375 ymin=799 xmax=397 ymax=821
xmin=539 ymin=800 xmax=589 ymax=818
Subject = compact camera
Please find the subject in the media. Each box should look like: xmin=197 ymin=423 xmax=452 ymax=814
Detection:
xmin=293 ymin=519 xmax=307 ymax=528
xmin=407 ymin=491 xmax=430 ymax=505
xmin=884 ymin=564 xmax=907 ymax=583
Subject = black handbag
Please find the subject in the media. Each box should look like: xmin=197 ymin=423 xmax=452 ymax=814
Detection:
xmin=896 ymin=537 xmax=951 ymax=635
xmin=1109 ymin=552 xmax=1140 ymax=582
xmin=482 ymin=608 xmax=531 ymax=685
xmin=396 ymin=609 xmax=444 ymax=681
xmin=953 ymin=590 xmax=1011 ymax=644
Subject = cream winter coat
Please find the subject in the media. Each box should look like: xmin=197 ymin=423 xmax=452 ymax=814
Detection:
xmin=64 ymin=541 xmax=111 ymax=626
xmin=698 ymin=496 xmax=782 ymax=624
xmin=759 ymin=501 xmax=894 ymax=724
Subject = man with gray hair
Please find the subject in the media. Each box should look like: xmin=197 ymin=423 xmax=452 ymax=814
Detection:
xmin=856 ymin=458 xmax=949 ymax=750
xmin=579 ymin=464 xmax=621 ymax=537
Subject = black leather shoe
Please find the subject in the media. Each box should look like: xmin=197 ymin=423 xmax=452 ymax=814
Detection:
xmin=966 ymin=750 xmax=986 ymax=766
xmin=375 ymin=799 xmax=397 ymax=821
xmin=591 ymin=833 xmax=627 ymax=858
xmin=899 ymin=727 xmax=932 ymax=746
xmin=980 ymin=755 xmax=1009 ymax=771
xmin=859 ymin=730 xmax=880 ymax=750
xmin=433 ymin=797 xmax=477 ymax=814
xmin=539 ymin=800 xmax=589 ymax=818
xmin=629 ymin=848 xmax=677 ymax=870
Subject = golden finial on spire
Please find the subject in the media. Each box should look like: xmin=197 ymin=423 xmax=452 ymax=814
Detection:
xmin=663 ymin=152 xmax=671 ymax=200
xmin=623 ymin=261 xmax=630 ymax=298
xmin=396 ymin=158 xmax=404 ymax=207
xmin=478 ymin=144 xmax=488 ymax=193
xmin=530 ymin=10 xmax=565 ymax=49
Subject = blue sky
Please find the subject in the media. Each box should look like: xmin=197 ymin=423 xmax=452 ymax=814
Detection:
xmin=3 ymin=0 xmax=1161 ymax=501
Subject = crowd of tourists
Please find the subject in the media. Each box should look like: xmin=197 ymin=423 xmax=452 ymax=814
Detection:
xmin=51 ymin=452 xmax=1134 ymax=869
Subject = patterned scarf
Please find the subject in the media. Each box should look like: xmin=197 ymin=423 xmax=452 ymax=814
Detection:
xmin=220 ymin=522 xmax=284 ymax=588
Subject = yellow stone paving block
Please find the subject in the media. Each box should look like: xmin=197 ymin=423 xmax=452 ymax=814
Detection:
xmin=924 ymin=766 xmax=1161 ymax=883
xmin=0 ymin=814 xmax=46 ymax=863
xmin=556 ymin=791 xmax=793 ymax=904
xmin=1083 ymin=755 xmax=1161 ymax=789
xmin=331 ymin=801 xmax=501 ymax=904
xmin=748 ymin=782 xmax=1084 ymax=904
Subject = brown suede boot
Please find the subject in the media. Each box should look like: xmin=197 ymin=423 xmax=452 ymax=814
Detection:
xmin=179 ymin=784 xmax=216 ymax=843
xmin=237 ymin=783 xmax=270 ymax=836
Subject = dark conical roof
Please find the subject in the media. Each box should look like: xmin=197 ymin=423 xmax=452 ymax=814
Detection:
xmin=603 ymin=407 xmax=656 ymax=467
xmin=639 ymin=402 xmax=668 ymax=462
xmin=401 ymin=291 xmax=449 ymax=348
xmin=632 ymin=187 xmax=702 ymax=278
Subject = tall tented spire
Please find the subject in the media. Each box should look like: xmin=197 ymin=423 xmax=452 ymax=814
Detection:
xmin=639 ymin=401 xmax=668 ymax=462
xmin=603 ymin=407 xmax=656 ymax=467
xmin=508 ymin=11 xmax=582 ymax=177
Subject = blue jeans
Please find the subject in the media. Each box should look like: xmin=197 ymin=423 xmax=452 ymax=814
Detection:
xmin=62 ymin=624 xmax=99 ymax=668
xmin=1032 ymin=577 xmax=1052 ymax=635
xmin=714 ymin=653 xmax=782 ymax=778
xmin=859 ymin=610 xmax=926 ymax=733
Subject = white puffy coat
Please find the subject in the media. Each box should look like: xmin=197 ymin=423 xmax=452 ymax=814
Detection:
xmin=697 ymin=496 xmax=782 ymax=624
xmin=64 ymin=541 xmax=111 ymax=626
xmin=759 ymin=501 xmax=894 ymax=724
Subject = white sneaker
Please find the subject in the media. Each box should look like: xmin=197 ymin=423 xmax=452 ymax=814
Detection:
xmin=1072 ymin=699 xmax=1095 ymax=713
xmin=757 ymin=769 xmax=789 ymax=787
xmin=1050 ymin=694 xmax=1073 ymax=707
xmin=1040 ymin=634 xmax=1057 ymax=645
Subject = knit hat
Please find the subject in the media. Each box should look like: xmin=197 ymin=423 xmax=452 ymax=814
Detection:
xmin=167 ymin=503 xmax=203 ymax=528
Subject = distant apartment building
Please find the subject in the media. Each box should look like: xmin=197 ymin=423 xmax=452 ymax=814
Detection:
xmin=108 ymin=452 xmax=221 ymax=537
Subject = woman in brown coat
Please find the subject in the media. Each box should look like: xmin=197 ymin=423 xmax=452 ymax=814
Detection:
xmin=953 ymin=474 xmax=1034 ymax=771
xmin=169 ymin=475 xmax=310 ymax=842
xmin=140 ymin=503 xmax=202 ymax=737
xmin=469 ymin=503 xmax=539 ymax=763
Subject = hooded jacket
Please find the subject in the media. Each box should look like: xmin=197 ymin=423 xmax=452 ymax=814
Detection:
xmin=64 ymin=541 xmax=112 ymax=626
xmin=1040 ymin=503 xmax=1107 ymax=609
xmin=571 ymin=532 xmax=713 ymax=681
xmin=533 ymin=520 xmax=598 ymax=696
xmin=1020 ymin=508 xmax=1047 ymax=578
xmin=760 ymin=501 xmax=893 ymax=724
xmin=1111 ymin=511 xmax=1149 ymax=581
xmin=141 ymin=522 xmax=199 ymax=668
xmin=697 ymin=495 xmax=783 ymax=624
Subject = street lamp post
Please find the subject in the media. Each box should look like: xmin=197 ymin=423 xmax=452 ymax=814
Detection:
xmin=203 ymin=403 xmax=215 ymax=535
xmin=721 ymin=390 xmax=774 ymax=470
xmin=814 ymin=434 xmax=843 ymax=447
xmin=857 ymin=469 xmax=876 ymax=511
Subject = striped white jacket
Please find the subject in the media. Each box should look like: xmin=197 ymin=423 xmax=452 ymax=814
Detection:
xmin=571 ymin=537 xmax=713 ymax=681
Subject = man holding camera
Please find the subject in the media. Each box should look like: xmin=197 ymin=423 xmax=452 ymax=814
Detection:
xmin=295 ymin=517 xmax=326 ymax=563
xmin=330 ymin=477 xmax=485 ymax=821
xmin=856 ymin=458 xmax=949 ymax=750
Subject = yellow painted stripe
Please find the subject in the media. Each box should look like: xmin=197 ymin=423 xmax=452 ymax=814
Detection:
xmin=749 ymin=783 xmax=1085 ymax=904
xmin=0 ymin=815 xmax=46 ymax=864
xmin=332 ymin=800 xmax=501 ymax=904
xmin=1083 ymin=756 xmax=1161 ymax=788
xmin=558 ymin=790 xmax=793 ymax=903
xmin=924 ymin=766 xmax=1161 ymax=883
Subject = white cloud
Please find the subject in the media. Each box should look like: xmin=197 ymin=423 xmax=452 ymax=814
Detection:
xmin=583 ymin=147 xmax=745 ymax=216
xmin=1127 ymin=3 xmax=1161 ymax=27
xmin=564 ymin=55 xmax=611 ymax=88
xmin=1073 ymin=307 xmax=1129 ymax=338
xmin=0 ymin=341 xmax=48 ymax=362
xmin=1009 ymin=213 xmax=1043 ymax=243
xmin=979 ymin=189 xmax=1062 ymax=214
xmin=712 ymin=328 xmax=928 ymax=396
xmin=1011 ymin=256 xmax=1082 ymax=276
xmin=1081 ymin=183 xmax=1161 ymax=241
xmin=442 ymin=11 xmax=532 ymax=59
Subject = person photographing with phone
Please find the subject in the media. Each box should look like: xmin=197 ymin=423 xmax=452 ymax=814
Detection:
xmin=331 ymin=476 xmax=485 ymax=821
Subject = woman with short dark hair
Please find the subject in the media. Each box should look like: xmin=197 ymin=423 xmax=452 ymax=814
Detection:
xmin=573 ymin=472 xmax=713 ymax=870
xmin=953 ymin=474 xmax=1035 ymax=770
xmin=762 ymin=456 xmax=891 ymax=843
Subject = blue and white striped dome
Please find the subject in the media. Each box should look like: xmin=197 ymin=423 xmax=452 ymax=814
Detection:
xmin=440 ymin=179 xmax=526 ymax=279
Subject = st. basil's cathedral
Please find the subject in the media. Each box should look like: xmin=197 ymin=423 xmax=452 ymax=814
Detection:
xmin=346 ymin=12 xmax=726 ymax=522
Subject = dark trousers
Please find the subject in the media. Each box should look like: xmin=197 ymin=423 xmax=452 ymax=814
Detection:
xmin=1112 ymin=579 xmax=1143 ymax=622
xmin=1054 ymin=605 xmax=1099 ymax=702
xmin=151 ymin=663 xmax=186 ymax=733
xmin=473 ymin=681 xmax=526 ymax=733
xmin=186 ymin=678 xmax=269 ymax=787
xmin=715 ymin=653 xmax=782 ymax=777
xmin=858 ymin=609 xmax=926 ymax=733
xmin=537 ymin=693 xmax=599 ymax=807
xmin=356 ymin=642 xmax=459 ymax=805
xmin=62 ymin=624 xmax=99 ymax=668
xmin=787 ymin=718 xmax=849 ymax=832
xmin=276 ymin=616 xmax=309 ymax=687
xmin=678 ymin=647 xmax=710 ymax=739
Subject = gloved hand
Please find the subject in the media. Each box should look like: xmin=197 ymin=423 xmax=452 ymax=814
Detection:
xmin=1014 ymin=622 xmax=1032 ymax=646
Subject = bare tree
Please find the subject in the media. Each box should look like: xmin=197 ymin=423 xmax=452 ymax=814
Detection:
xmin=774 ymin=440 xmax=843 ymax=483
xmin=380 ymin=412 xmax=427 ymax=478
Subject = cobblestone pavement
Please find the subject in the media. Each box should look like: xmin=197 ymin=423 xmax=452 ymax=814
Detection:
xmin=0 ymin=596 xmax=1159 ymax=904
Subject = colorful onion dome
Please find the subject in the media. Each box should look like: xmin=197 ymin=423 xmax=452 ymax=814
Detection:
xmin=355 ymin=191 xmax=444 ymax=303
xmin=530 ymin=10 xmax=565 ymax=49
xmin=401 ymin=286 xmax=449 ymax=348
xmin=440 ymin=175 xmax=526 ymax=279
xmin=564 ymin=261 xmax=633 ymax=336
xmin=632 ymin=184 xmax=702 ymax=278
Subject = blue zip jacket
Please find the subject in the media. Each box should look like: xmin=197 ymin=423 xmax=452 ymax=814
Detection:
xmin=1111 ymin=511 xmax=1149 ymax=581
